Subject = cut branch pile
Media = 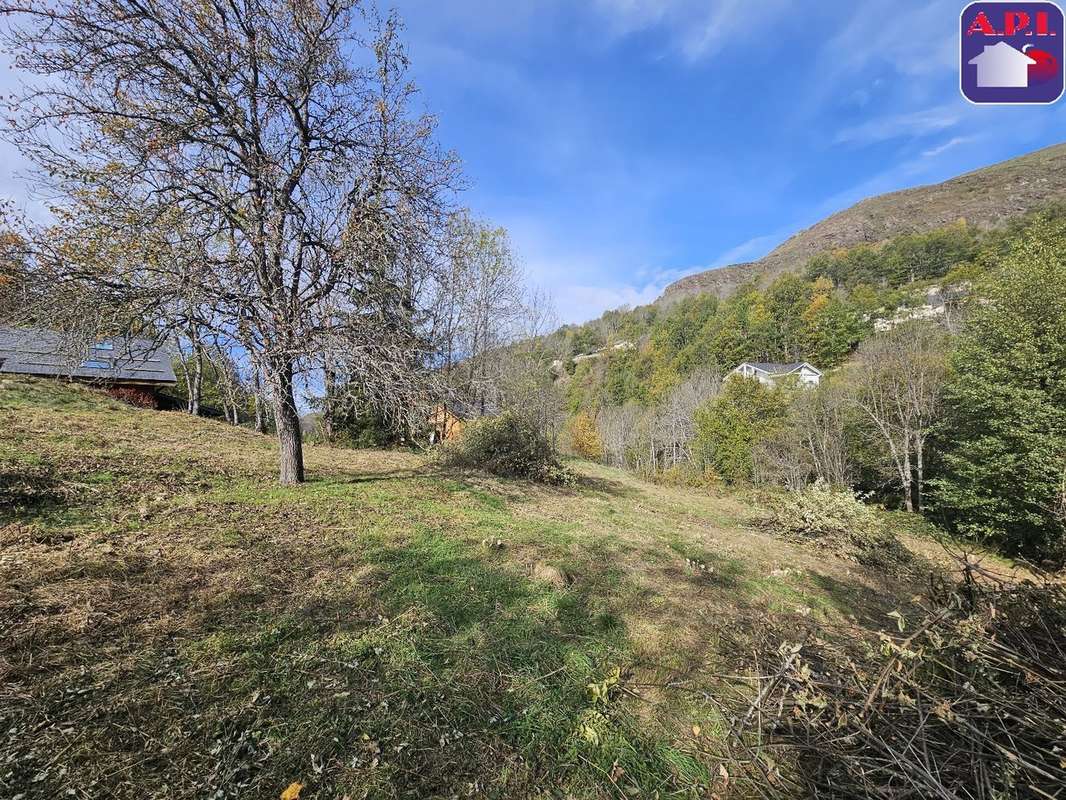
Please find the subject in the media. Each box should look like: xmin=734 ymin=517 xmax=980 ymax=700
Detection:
xmin=732 ymin=559 xmax=1066 ymax=799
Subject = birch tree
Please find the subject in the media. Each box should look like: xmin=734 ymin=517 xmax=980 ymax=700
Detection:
xmin=850 ymin=321 xmax=948 ymax=512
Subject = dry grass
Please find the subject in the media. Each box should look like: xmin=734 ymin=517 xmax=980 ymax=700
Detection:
xmin=0 ymin=377 xmax=956 ymax=799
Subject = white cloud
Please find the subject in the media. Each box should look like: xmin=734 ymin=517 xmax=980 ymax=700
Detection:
xmin=822 ymin=0 xmax=959 ymax=79
xmin=834 ymin=105 xmax=961 ymax=145
xmin=552 ymin=281 xmax=666 ymax=323
xmin=921 ymin=135 xmax=976 ymax=158
xmin=592 ymin=0 xmax=790 ymax=61
xmin=543 ymin=229 xmax=790 ymax=325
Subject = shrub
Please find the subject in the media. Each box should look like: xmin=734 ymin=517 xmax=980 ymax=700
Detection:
xmin=657 ymin=464 xmax=717 ymax=489
xmin=693 ymin=376 xmax=788 ymax=485
xmin=568 ymin=411 xmax=603 ymax=461
xmin=758 ymin=480 xmax=914 ymax=573
xmin=443 ymin=411 xmax=575 ymax=485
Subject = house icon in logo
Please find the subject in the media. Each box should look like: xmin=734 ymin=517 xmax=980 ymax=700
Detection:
xmin=968 ymin=41 xmax=1037 ymax=88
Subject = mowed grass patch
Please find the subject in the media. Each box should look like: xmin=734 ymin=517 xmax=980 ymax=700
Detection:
xmin=1 ymin=377 xmax=933 ymax=798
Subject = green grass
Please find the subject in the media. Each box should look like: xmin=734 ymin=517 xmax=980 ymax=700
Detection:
xmin=0 ymin=377 xmax=946 ymax=799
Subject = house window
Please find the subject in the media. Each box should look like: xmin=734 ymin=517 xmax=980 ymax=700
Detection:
xmin=81 ymin=358 xmax=111 ymax=369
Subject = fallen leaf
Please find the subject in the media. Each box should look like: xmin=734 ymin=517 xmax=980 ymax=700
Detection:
xmin=280 ymin=782 xmax=303 ymax=800
xmin=691 ymin=724 xmax=701 ymax=737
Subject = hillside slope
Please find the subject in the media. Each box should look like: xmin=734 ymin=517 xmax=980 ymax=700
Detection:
xmin=0 ymin=377 xmax=935 ymax=799
xmin=660 ymin=141 xmax=1066 ymax=303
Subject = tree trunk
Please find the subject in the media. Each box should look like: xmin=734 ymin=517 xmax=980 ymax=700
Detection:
xmin=270 ymin=363 xmax=305 ymax=485
xmin=253 ymin=370 xmax=267 ymax=434
xmin=189 ymin=344 xmax=203 ymax=416
xmin=914 ymin=435 xmax=925 ymax=513
xmin=323 ymin=364 xmax=336 ymax=444
xmin=901 ymin=442 xmax=914 ymax=513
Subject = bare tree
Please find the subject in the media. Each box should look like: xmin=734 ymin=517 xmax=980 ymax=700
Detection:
xmin=850 ymin=321 xmax=949 ymax=512
xmin=171 ymin=318 xmax=209 ymax=416
xmin=2 ymin=0 xmax=458 ymax=483
xmin=794 ymin=381 xmax=854 ymax=487
xmin=252 ymin=368 xmax=270 ymax=434
xmin=205 ymin=342 xmax=246 ymax=425
xmin=752 ymin=432 xmax=812 ymax=491
xmin=656 ymin=369 xmax=722 ymax=469
xmin=493 ymin=286 xmax=566 ymax=446
xmin=597 ymin=402 xmax=641 ymax=469
xmin=436 ymin=214 xmax=525 ymax=413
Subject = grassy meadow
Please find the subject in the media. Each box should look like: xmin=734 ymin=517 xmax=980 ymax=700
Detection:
xmin=0 ymin=377 xmax=973 ymax=799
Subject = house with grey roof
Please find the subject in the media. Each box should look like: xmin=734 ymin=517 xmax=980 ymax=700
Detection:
xmin=731 ymin=361 xmax=822 ymax=388
xmin=0 ymin=326 xmax=176 ymax=405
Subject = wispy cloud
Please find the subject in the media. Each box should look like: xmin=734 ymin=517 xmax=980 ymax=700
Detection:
xmin=821 ymin=0 xmax=959 ymax=79
xmin=834 ymin=106 xmax=961 ymax=145
xmin=553 ymin=281 xmax=666 ymax=322
xmin=706 ymin=231 xmax=782 ymax=267
xmin=592 ymin=0 xmax=790 ymax=61
xmin=921 ymin=135 xmax=976 ymax=158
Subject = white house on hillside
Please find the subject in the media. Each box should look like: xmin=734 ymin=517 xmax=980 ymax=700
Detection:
xmin=732 ymin=361 xmax=822 ymax=387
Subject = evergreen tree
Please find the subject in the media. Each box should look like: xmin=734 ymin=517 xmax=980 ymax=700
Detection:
xmin=934 ymin=220 xmax=1066 ymax=561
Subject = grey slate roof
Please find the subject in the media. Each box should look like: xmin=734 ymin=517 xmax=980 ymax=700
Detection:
xmin=742 ymin=362 xmax=822 ymax=376
xmin=0 ymin=326 xmax=177 ymax=385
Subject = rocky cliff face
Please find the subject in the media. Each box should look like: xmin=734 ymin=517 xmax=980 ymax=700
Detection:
xmin=657 ymin=141 xmax=1066 ymax=305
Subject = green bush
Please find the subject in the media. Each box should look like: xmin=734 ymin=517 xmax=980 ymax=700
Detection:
xmin=443 ymin=411 xmax=575 ymax=485
xmin=693 ymin=376 xmax=788 ymax=485
xmin=758 ymin=481 xmax=914 ymax=573
xmin=933 ymin=218 xmax=1066 ymax=563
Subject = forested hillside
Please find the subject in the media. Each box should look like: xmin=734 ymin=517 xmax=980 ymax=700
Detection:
xmin=547 ymin=206 xmax=1066 ymax=562
xmin=659 ymin=141 xmax=1066 ymax=303
xmin=553 ymin=206 xmax=1057 ymax=408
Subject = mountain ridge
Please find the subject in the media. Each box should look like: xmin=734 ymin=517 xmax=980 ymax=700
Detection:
xmin=657 ymin=141 xmax=1066 ymax=305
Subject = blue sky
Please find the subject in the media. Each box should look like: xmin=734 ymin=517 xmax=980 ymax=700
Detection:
xmin=4 ymin=0 xmax=1066 ymax=324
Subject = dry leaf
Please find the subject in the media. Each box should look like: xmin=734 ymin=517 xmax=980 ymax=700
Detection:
xmin=691 ymin=724 xmax=701 ymax=737
xmin=280 ymin=781 xmax=303 ymax=800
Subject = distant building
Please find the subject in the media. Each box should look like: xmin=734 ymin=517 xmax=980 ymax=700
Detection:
xmin=428 ymin=404 xmax=465 ymax=444
xmin=571 ymin=340 xmax=635 ymax=365
xmin=427 ymin=398 xmax=499 ymax=445
xmin=731 ymin=361 xmax=822 ymax=388
xmin=0 ymin=326 xmax=176 ymax=406
xmin=873 ymin=284 xmax=969 ymax=332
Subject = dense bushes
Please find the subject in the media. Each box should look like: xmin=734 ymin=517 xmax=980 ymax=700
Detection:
xmin=105 ymin=385 xmax=159 ymax=408
xmin=934 ymin=220 xmax=1066 ymax=562
xmin=806 ymin=222 xmax=982 ymax=288
xmin=548 ymin=210 xmax=1066 ymax=564
xmin=443 ymin=410 xmax=574 ymax=485
xmin=568 ymin=411 xmax=603 ymax=461
xmin=693 ymin=376 xmax=788 ymax=485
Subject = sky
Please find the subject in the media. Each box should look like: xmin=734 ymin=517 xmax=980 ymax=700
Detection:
xmin=4 ymin=0 xmax=1066 ymax=325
